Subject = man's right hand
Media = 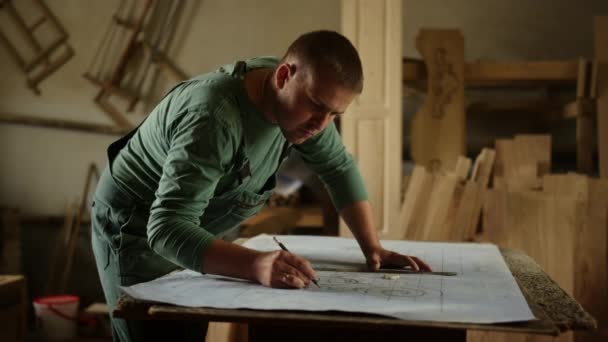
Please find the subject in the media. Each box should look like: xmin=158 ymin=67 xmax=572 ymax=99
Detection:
xmin=251 ymin=250 xmax=317 ymax=289
xmin=201 ymin=239 xmax=317 ymax=289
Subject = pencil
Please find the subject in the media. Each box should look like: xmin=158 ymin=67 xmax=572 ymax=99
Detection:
xmin=272 ymin=236 xmax=321 ymax=288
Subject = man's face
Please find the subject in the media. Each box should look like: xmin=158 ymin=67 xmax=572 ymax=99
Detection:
xmin=273 ymin=63 xmax=356 ymax=145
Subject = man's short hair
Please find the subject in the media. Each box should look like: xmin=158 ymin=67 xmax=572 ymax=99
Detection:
xmin=282 ymin=30 xmax=364 ymax=94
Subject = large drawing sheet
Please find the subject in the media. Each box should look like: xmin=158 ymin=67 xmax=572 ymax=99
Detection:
xmin=121 ymin=235 xmax=535 ymax=324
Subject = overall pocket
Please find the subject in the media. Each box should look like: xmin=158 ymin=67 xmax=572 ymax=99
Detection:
xmin=91 ymin=199 xmax=121 ymax=251
xmin=232 ymin=174 xmax=276 ymax=219
xmin=118 ymin=232 xmax=178 ymax=282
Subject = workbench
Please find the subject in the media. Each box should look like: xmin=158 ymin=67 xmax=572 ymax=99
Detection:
xmin=113 ymin=249 xmax=595 ymax=342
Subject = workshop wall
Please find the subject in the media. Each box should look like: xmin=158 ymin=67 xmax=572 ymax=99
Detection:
xmin=0 ymin=0 xmax=340 ymax=306
xmin=0 ymin=0 xmax=340 ymax=215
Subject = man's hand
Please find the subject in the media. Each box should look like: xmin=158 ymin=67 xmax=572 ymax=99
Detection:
xmin=251 ymin=250 xmax=317 ymax=289
xmin=364 ymin=246 xmax=432 ymax=272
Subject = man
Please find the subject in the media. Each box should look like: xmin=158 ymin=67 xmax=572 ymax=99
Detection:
xmin=91 ymin=30 xmax=431 ymax=341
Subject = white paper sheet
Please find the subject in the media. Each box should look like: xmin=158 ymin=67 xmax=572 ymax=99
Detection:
xmin=121 ymin=234 xmax=535 ymax=324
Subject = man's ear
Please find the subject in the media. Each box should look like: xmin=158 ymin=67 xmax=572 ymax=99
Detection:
xmin=275 ymin=63 xmax=294 ymax=89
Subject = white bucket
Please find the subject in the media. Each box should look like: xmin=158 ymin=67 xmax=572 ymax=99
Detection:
xmin=33 ymin=295 xmax=79 ymax=341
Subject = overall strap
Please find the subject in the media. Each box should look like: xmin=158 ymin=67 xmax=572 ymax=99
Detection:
xmin=107 ymin=80 xmax=189 ymax=173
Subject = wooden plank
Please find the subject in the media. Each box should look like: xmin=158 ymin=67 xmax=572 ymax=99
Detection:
xmin=467 ymin=61 xmax=578 ymax=85
xmin=493 ymin=139 xmax=512 ymax=180
xmin=476 ymin=191 xmax=538 ymax=342
xmin=240 ymin=208 xmax=301 ymax=238
xmin=596 ymin=16 xmax=608 ymax=178
xmin=471 ymin=148 xmax=496 ymax=187
xmin=421 ymin=174 xmax=459 ymax=241
xmin=207 ymin=323 xmax=247 ymax=342
xmin=590 ymin=60 xmax=599 ymax=100
xmin=452 ymin=148 xmax=496 ymax=241
xmin=479 ymin=189 xmax=582 ymax=342
xmin=403 ymin=59 xmax=579 ymax=86
xmin=479 ymin=189 xmax=506 ymax=242
xmin=494 ymin=136 xmax=547 ymax=191
xmin=451 ymin=156 xmax=471 ymax=181
xmin=0 ymin=208 xmax=21 ymax=274
xmin=405 ymin=170 xmax=437 ymax=241
xmin=514 ymin=134 xmax=551 ymax=176
xmin=542 ymin=174 xmax=608 ymax=342
xmin=94 ymin=95 xmax=135 ymax=128
xmin=85 ymin=303 xmax=110 ymax=315
xmin=468 ymin=98 xmax=561 ymax=115
xmin=576 ymin=177 xmax=607 ymax=342
xmin=494 ymin=138 xmax=537 ymax=191
xmin=576 ymin=58 xmax=589 ymax=99
xmin=248 ymin=324 xmax=466 ymax=341
xmin=242 ymin=207 xmax=323 ymax=228
xmin=399 ymin=165 xmax=429 ymax=240
xmin=0 ymin=112 xmax=132 ymax=136
xmin=410 ymin=29 xmax=465 ymax=172
xmin=143 ymin=301 xmax=547 ymax=336
xmin=46 ymin=200 xmax=78 ymax=295
xmin=450 ymin=181 xmax=476 ymax=241
xmin=59 ymin=164 xmax=100 ymax=293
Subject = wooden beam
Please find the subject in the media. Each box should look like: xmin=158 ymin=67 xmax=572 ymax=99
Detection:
xmin=94 ymin=94 xmax=135 ymax=128
xmin=596 ymin=16 xmax=608 ymax=178
xmin=468 ymin=98 xmax=562 ymax=115
xmin=574 ymin=58 xmax=595 ymax=175
xmin=0 ymin=112 xmax=131 ymax=135
xmin=563 ymin=99 xmax=595 ymax=119
xmin=404 ymin=59 xmax=579 ymax=86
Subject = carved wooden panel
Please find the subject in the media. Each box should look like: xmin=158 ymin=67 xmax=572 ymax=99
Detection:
xmin=410 ymin=30 xmax=465 ymax=173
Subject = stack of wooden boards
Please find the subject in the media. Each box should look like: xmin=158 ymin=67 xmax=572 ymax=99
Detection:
xmin=399 ymin=134 xmax=607 ymax=342
xmin=477 ymin=174 xmax=608 ymax=342
xmin=399 ymin=147 xmax=495 ymax=242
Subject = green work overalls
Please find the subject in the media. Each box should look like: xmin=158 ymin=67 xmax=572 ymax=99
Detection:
xmin=91 ymin=61 xmax=290 ymax=342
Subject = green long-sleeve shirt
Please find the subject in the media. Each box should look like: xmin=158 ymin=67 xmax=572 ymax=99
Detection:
xmin=110 ymin=57 xmax=368 ymax=272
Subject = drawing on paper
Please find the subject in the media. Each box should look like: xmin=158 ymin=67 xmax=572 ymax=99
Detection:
xmin=121 ymin=235 xmax=535 ymax=324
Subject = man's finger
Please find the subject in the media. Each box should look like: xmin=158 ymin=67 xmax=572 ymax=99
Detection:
xmin=278 ymin=272 xmax=306 ymax=289
xmin=280 ymin=251 xmax=317 ymax=281
xmin=278 ymin=262 xmax=311 ymax=287
xmin=412 ymin=256 xmax=433 ymax=272
xmin=367 ymin=259 xmax=381 ymax=271
xmin=405 ymin=255 xmax=420 ymax=271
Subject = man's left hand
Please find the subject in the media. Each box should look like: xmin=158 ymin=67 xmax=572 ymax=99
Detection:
xmin=365 ymin=247 xmax=432 ymax=272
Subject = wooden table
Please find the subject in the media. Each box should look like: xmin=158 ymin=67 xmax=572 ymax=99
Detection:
xmin=113 ymin=249 xmax=595 ymax=341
